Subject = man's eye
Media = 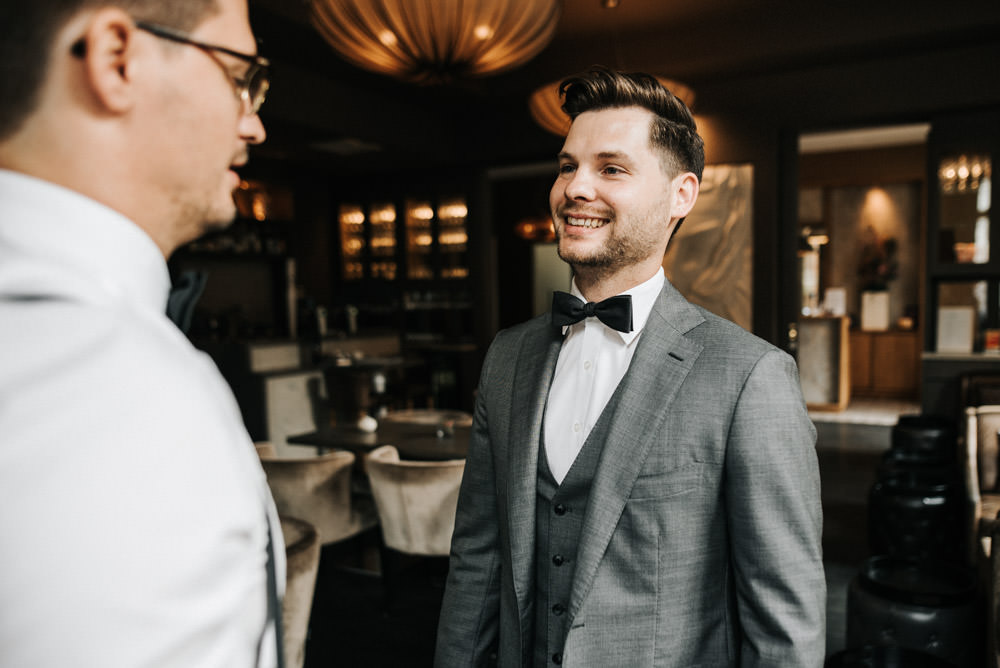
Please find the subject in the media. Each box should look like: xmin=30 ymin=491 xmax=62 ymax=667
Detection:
xmin=603 ymin=166 xmax=623 ymax=175
xmin=558 ymin=163 xmax=576 ymax=175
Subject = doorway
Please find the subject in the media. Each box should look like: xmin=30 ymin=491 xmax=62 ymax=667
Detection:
xmin=790 ymin=124 xmax=930 ymax=409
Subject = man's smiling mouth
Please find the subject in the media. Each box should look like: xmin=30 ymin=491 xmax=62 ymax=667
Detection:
xmin=565 ymin=215 xmax=609 ymax=229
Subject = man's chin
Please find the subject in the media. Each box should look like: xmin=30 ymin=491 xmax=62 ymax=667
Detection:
xmin=202 ymin=213 xmax=236 ymax=235
xmin=201 ymin=201 xmax=239 ymax=234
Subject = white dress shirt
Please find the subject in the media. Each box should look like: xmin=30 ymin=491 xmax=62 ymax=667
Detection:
xmin=544 ymin=269 xmax=665 ymax=482
xmin=0 ymin=170 xmax=283 ymax=668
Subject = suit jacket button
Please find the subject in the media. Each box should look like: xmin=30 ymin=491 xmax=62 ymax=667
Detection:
xmin=552 ymin=653 xmax=562 ymax=664
xmin=552 ymin=603 xmax=565 ymax=616
xmin=552 ymin=554 xmax=564 ymax=566
xmin=554 ymin=503 xmax=567 ymax=516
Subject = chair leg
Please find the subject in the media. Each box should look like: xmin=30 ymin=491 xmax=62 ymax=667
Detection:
xmin=377 ymin=539 xmax=396 ymax=615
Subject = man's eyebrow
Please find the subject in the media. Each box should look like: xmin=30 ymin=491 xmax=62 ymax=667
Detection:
xmin=557 ymin=150 xmax=631 ymax=161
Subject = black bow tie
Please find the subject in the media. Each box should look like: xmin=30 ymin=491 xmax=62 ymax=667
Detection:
xmin=551 ymin=291 xmax=633 ymax=333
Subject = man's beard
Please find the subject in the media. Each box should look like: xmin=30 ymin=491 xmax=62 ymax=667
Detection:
xmin=555 ymin=208 xmax=669 ymax=272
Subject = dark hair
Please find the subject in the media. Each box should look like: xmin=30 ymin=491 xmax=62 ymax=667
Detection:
xmin=560 ymin=66 xmax=705 ymax=182
xmin=0 ymin=0 xmax=218 ymax=141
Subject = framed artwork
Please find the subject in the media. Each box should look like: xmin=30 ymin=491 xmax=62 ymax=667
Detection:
xmin=663 ymin=163 xmax=754 ymax=330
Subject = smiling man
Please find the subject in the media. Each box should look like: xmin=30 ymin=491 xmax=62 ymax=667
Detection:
xmin=436 ymin=67 xmax=825 ymax=667
xmin=0 ymin=1 xmax=283 ymax=666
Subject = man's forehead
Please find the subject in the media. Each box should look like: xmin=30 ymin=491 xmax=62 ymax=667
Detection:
xmin=191 ymin=0 xmax=256 ymax=51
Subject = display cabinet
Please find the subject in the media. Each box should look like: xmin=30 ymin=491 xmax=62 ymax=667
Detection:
xmin=922 ymin=110 xmax=1000 ymax=416
xmin=331 ymin=188 xmax=477 ymax=410
xmin=926 ymin=111 xmax=997 ymax=354
xmin=333 ymin=192 xmax=474 ymax=343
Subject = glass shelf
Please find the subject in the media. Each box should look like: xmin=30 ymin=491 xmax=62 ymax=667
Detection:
xmin=338 ymin=204 xmax=366 ymax=281
xmin=405 ymin=199 xmax=435 ymax=280
xmin=936 ymin=153 xmax=992 ymax=266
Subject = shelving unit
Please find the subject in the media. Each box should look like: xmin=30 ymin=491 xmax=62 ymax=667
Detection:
xmin=922 ymin=110 xmax=1000 ymax=416
xmin=332 ymin=189 xmax=477 ymax=409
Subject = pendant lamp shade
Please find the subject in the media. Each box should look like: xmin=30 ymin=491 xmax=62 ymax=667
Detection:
xmin=529 ymin=76 xmax=696 ymax=136
xmin=310 ymin=0 xmax=562 ymax=84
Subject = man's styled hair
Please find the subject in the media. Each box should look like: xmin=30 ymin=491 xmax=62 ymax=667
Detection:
xmin=560 ymin=66 xmax=705 ymax=183
xmin=0 ymin=0 xmax=218 ymax=141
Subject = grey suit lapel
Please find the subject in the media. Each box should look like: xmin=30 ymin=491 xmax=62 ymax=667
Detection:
xmin=507 ymin=319 xmax=563 ymax=613
xmin=568 ymin=283 xmax=706 ymax=618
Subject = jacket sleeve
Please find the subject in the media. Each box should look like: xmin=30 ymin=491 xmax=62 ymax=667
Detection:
xmin=725 ymin=348 xmax=826 ymax=667
xmin=434 ymin=341 xmax=504 ymax=667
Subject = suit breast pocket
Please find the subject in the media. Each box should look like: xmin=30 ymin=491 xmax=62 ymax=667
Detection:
xmin=628 ymin=463 xmax=707 ymax=501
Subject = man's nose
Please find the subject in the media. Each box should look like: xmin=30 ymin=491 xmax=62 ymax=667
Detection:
xmin=563 ymin=169 xmax=595 ymax=201
xmin=240 ymin=112 xmax=266 ymax=145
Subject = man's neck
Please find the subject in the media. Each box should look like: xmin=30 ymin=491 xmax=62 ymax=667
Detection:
xmin=573 ymin=261 xmax=662 ymax=303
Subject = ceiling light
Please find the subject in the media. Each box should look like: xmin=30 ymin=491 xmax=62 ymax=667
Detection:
xmin=310 ymin=0 xmax=562 ymax=84
xmin=528 ymin=76 xmax=696 ymax=136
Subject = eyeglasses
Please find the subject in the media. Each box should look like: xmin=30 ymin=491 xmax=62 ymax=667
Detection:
xmin=134 ymin=20 xmax=270 ymax=115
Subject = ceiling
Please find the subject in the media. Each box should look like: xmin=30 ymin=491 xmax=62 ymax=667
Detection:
xmin=246 ymin=0 xmax=1000 ymax=172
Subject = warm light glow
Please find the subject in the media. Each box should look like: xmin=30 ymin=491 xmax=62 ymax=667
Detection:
xmin=339 ymin=206 xmax=365 ymax=225
xmin=439 ymin=231 xmax=468 ymax=246
xmin=378 ymin=30 xmax=397 ymax=47
xmin=438 ymin=202 xmax=468 ymax=219
xmin=529 ymin=76 xmax=696 ymax=136
xmin=311 ymin=0 xmax=561 ymax=83
xmin=939 ymin=154 xmax=991 ymax=193
xmin=370 ymin=205 xmax=396 ymax=224
xmin=251 ymin=193 xmax=267 ymax=221
xmin=514 ymin=216 xmax=556 ymax=242
xmin=409 ymin=205 xmax=435 ymax=221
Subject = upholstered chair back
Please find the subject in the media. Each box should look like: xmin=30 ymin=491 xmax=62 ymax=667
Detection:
xmin=365 ymin=445 xmax=465 ymax=556
xmin=279 ymin=516 xmax=320 ymax=668
xmin=261 ymin=450 xmax=376 ymax=546
xmin=965 ymin=406 xmax=1000 ymax=564
xmin=254 ymin=441 xmax=277 ymax=459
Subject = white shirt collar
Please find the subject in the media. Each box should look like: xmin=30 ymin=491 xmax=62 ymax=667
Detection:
xmin=0 ymin=169 xmax=171 ymax=313
xmin=567 ymin=267 xmax=665 ymax=344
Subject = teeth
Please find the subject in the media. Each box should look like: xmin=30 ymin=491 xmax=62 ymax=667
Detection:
xmin=568 ymin=217 xmax=607 ymax=228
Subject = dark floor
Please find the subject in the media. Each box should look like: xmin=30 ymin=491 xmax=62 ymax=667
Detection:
xmin=302 ymin=419 xmax=891 ymax=667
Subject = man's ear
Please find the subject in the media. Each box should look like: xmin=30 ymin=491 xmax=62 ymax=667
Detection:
xmin=76 ymin=9 xmax=140 ymax=114
xmin=670 ymin=171 xmax=700 ymax=220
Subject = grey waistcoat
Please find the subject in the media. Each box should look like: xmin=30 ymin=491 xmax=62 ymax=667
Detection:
xmin=532 ymin=391 xmax=621 ymax=668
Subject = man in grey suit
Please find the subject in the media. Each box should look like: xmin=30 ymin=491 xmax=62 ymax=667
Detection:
xmin=435 ymin=67 xmax=825 ymax=667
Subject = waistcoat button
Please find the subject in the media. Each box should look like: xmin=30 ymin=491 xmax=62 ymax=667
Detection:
xmin=554 ymin=503 xmax=567 ymax=516
xmin=552 ymin=652 xmax=563 ymax=664
xmin=552 ymin=554 xmax=564 ymax=566
xmin=552 ymin=603 xmax=565 ymax=616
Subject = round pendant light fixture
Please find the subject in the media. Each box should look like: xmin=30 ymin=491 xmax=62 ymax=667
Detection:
xmin=528 ymin=76 xmax=696 ymax=137
xmin=310 ymin=0 xmax=562 ymax=84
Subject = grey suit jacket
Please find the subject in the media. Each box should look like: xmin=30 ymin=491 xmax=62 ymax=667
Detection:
xmin=435 ymin=280 xmax=825 ymax=667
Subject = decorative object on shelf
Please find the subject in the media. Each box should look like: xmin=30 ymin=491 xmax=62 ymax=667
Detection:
xmin=936 ymin=305 xmax=975 ymax=354
xmin=857 ymin=224 xmax=898 ymax=292
xmin=310 ymin=0 xmax=561 ymax=83
xmin=529 ymin=75 xmax=695 ymax=136
xmin=857 ymin=224 xmax=897 ymax=332
xmin=860 ymin=291 xmax=890 ymax=332
xmin=984 ymin=328 xmax=1000 ymax=354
